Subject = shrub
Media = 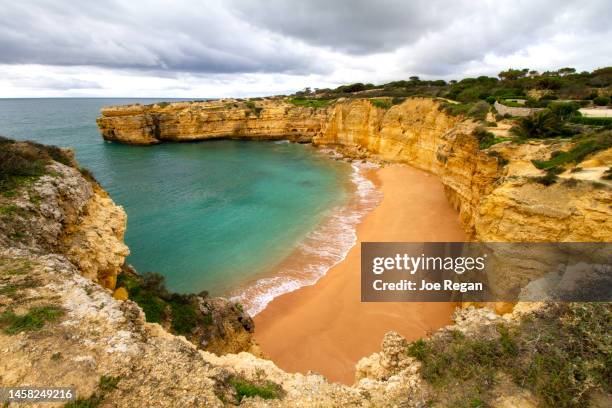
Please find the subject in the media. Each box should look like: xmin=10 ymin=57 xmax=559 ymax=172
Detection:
xmin=391 ymin=96 xmax=406 ymax=105
xmin=245 ymin=101 xmax=263 ymax=117
xmin=0 ymin=137 xmax=74 ymax=193
xmin=549 ymin=102 xmax=581 ymax=120
xmin=407 ymin=303 xmax=611 ymax=407
xmin=540 ymin=94 xmax=558 ymax=100
xmin=487 ymin=151 xmax=509 ymax=166
xmin=532 ymin=131 xmax=612 ymax=169
xmin=288 ymin=98 xmax=330 ymax=108
xmin=485 ymin=96 xmax=497 ymax=104
xmin=0 ymin=306 xmax=63 ymax=334
xmin=439 ymin=102 xmax=472 ymax=117
xmin=593 ymin=96 xmax=610 ymax=106
xmin=473 ymin=127 xmax=512 ymax=149
xmin=568 ymin=116 xmax=612 ymax=127
xmin=116 ymin=271 xmax=212 ymax=335
xmin=230 ymin=377 xmax=281 ymax=403
xmin=467 ymin=101 xmax=490 ymax=121
xmin=371 ymin=98 xmax=392 ymax=109
xmin=510 ymin=110 xmax=569 ymax=139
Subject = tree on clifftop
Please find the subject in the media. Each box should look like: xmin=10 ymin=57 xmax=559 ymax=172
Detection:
xmin=498 ymin=68 xmax=529 ymax=81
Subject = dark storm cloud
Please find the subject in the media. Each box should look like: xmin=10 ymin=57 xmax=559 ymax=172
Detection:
xmin=231 ymin=0 xmax=612 ymax=72
xmin=229 ymin=0 xmax=461 ymax=54
xmin=0 ymin=0 xmax=328 ymax=74
xmin=0 ymin=0 xmax=611 ymax=79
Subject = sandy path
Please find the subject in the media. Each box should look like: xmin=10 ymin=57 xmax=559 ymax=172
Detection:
xmin=254 ymin=165 xmax=467 ymax=384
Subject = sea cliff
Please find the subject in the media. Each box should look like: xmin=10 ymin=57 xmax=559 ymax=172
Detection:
xmin=1 ymin=99 xmax=609 ymax=405
xmin=97 ymin=97 xmax=612 ymax=243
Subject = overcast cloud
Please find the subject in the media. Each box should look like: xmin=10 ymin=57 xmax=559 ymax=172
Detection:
xmin=0 ymin=0 xmax=610 ymax=97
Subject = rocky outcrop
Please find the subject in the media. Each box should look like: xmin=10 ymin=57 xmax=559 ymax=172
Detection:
xmin=97 ymin=99 xmax=328 ymax=145
xmin=61 ymin=185 xmax=129 ymax=289
xmin=0 ymin=159 xmax=128 ymax=290
xmin=0 ymin=139 xmax=258 ymax=358
xmin=0 ymin=246 xmax=431 ymax=406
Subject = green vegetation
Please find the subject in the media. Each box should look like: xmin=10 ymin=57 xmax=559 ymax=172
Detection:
xmin=0 ymin=258 xmax=34 ymax=276
xmin=116 ymin=271 xmax=212 ymax=335
xmin=98 ymin=376 xmax=120 ymax=393
xmin=230 ymin=377 xmax=282 ymax=403
xmin=0 ymin=204 xmax=28 ymax=217
xmin=487 ymin=151 xmax=509 ymax=167
xmin=245 ymin=101 xmax=263 ymax=117
xmin=510 ymin=110 xmax=572 ymax=139
xmin=0 ymin=136 xmax=74 ymax=194
xmin=593 ymin=96 xmax=610 ymax=106
xmin=391 ymin=96 xmax=406 ymax=105
xmin=0 ymin=306 xmax=63 ymax=334
xmin=473 ymin=127 xmax=512 ymax=149
xmin=549 ymin=101 xmax=581 ymax=121
xmin=569 ymin=116 xmax=612 ymax=127
xmin=407 ymin=303 xmax=611 ymax=407
xmin=371 ymin=98 xmax=392 ymax=109
xmin=64 ymin=375 xmax=120 ymax=408
xmin=535 ymin=166 xmax=564 ymax=186
xmin=297 ymin=67 xmax=611 ymax=110
xmin=440 ymin=100 xmax=490 ymax=121
xmin=156 ymin=102 xmax=171 ymax=108
xmin=532 ymin=131 xmax=612 ymax=170
xmin=0 ymin=277 xmax=39 ymax=297
xmin=288 ymin=98 xmax=330 ymax=108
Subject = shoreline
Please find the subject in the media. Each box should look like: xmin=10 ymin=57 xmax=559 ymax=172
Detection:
xmin=254 ymin=164 xmax=467 ymax=384
xmin=230 ymin=155 xmax=381 ymax=316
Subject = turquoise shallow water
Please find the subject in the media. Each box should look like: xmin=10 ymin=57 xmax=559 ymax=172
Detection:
xmin=0 ymin=98 xmax=352 ymax=298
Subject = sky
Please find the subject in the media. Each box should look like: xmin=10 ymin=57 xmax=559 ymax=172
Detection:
xmin=1 ymin=0 xmax=611 ymax=98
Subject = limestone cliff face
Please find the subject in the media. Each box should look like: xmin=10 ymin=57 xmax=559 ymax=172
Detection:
xmin=312 ymin=98 xmax=502 ymax=239
xmin=312 ymin=98 xmax=611 ymax=242
xmin=60 ymin=185 xmax=129 ymax=289
xmin=97 ymin=100 xmax=328 ymax=145
xmin=99 ymin=97 xmax=610 ymax=242
xmin=0 ymin=160 xmax=129 ymax=289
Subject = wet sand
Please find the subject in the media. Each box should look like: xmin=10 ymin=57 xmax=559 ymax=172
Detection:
xmin=254 ymin=164 xmax=467 ymax=384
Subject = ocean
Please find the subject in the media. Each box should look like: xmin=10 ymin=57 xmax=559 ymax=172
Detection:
xmin=0 ymin=98 xmax=379 ymax=314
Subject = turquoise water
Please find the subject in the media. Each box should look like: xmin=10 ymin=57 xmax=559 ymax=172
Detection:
xmin=0 ymin=98 xmax=352 ymax=297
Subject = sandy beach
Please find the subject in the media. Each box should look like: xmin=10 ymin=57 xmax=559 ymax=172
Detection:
xmin=254 ymin=164 xmax=467 ymax=384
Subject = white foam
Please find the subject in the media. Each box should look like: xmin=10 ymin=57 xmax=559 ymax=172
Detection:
xmin=231 ymin=161 xmax=382 ymax=316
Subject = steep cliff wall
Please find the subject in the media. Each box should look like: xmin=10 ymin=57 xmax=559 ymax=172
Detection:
xmin=98 ymin=98 xmax=610 ymax=242
xmin=97 ymin=99 xmax=328 ymax=145
xmin=0 ymin=157 xmax=128 ymax=290
xmin=311 ymin=98 xmax=611 ymax=242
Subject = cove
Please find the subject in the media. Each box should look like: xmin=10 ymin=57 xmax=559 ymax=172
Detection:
xmin=0 ymin=98 xmax=352 ymax=297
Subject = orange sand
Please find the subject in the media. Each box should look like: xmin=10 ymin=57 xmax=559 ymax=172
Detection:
xmin=254 ymin=165 xmax=467 ymax=384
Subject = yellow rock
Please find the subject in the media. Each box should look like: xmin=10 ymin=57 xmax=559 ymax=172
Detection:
xmin=494 ymin=302 xmax=515 ymax=315
xmin=113 ymin=287 xmax=129 ymax=301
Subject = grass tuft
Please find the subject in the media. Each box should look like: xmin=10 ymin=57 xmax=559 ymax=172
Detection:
xmin=0 ymin=306 xmax=63 ymax=334
xmin=230 ymin=377 xmax=281 ymax=403
xmin=288 ymin=98 xmax=330 ymax=108
xmin=407 ymin=303 xmax=611 ymax=407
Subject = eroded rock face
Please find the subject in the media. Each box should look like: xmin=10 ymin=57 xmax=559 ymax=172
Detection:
xmin=0 ymin=162 xmax=129 ymax=289
xmin=0 ymin=248 xmax=432 ymax=407
xmin=97 ymin=99 xmax=329 ymax=145
xmin=60 ymin=185 xmax=129 ymax=289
